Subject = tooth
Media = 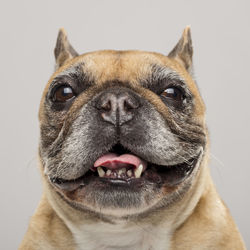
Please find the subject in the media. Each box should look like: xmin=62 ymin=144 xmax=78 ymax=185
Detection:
xmin=127 ymin=169 xmax=132 ymax=177
xmin=134 ymin=164 xmax=143 ymax=178
xmin=106 ymin=169 xmax=111 ymax=176
xmin=97 ymin=167 xmax=105 ymax=177
xmin=118 ymin=168 xmax=126 ymax=176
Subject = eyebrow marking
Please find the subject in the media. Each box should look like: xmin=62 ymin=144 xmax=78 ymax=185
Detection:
xmin=140 ymin=64 xmax=187 ymax=94
xmin=48 ymin=63 xmax=94 ymax=99
xmin=150 ymin=64 xmax=185 ymax=83
xmin=152 ymin=66 xmax=196 ymax=103
xmin=56 ymin=63 xmax=84 ymax=79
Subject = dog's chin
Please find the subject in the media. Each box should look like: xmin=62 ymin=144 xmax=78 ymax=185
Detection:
xmin=48 ymin=144 xmax=203 ymax=217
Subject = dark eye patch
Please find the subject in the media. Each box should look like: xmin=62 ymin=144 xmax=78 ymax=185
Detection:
xmin=47 ymin=66 xmax=93 ymax=111
xmin=141 ymin=64 xmax=184 ymax=92
xmin=140 ymin=64 xmax=193 ymax=110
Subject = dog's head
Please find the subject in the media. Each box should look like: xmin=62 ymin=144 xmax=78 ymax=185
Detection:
xmin=39 ymin=27 xmax=207 ymax=217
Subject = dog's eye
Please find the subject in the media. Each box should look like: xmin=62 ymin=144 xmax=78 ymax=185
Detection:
xmin=161 ymin=87 xmax=183 ymax=101
xmin=161 ymin=87 xmax=184 ymax=107
xmin=53 ymin=85 xmax=75 ymax=102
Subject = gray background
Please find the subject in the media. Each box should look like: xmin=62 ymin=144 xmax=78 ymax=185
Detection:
xmin=0 ymin=0 xmax=249 ymax=249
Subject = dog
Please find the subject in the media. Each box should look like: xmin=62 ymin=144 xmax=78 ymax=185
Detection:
xmin=19 ymin=27 xmax=246 ymax=250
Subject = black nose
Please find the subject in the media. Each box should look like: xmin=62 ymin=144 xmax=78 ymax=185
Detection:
xmin=95 ymin=89 xmax=140 ymax=126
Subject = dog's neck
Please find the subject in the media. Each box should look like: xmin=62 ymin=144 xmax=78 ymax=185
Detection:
xmin=67 ymin=219 xmax=172 ymax=250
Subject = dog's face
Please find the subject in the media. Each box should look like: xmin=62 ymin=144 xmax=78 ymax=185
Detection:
xmin=39 ymin=27 xmax=207 ymax=217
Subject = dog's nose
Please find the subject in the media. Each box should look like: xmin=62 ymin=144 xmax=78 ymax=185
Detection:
xmin=95 ymin=91 xmax=140 ymax=126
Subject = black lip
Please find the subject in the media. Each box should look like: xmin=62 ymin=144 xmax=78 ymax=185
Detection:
xmin=49 ymin=149 xmax=202 ymax=192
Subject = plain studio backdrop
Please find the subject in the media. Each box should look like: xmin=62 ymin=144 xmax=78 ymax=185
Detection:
xmin=0 ymin=0 xmax=249 ymax=249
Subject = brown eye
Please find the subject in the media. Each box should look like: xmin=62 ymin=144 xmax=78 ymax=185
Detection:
xmin=53 ymin=85 xmax=75 ymax=102
xmin=161 ymin=87 xmax=184 ymax=102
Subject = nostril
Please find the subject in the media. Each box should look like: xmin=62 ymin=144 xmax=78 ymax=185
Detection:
xmin=123 ymin=98 xmax=140 ymax=112
xmin=124 ymin=100 xmax=134 ymax=111
xmin=101 ymin=100 xmax=112 ymax=112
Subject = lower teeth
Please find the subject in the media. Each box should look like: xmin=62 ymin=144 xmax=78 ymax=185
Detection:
xmin=96 ymin=165 xmax=143 ymax=178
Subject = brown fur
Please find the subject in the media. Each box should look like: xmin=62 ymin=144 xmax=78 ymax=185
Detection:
xmin=20 ymin=27 xmax=246 ymax=250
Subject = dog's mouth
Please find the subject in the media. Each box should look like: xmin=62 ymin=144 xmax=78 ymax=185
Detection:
xmin=50 ymin=144 xmax=202 ymax=192
xmin=92 ymin=144 xmax=147 ymax=180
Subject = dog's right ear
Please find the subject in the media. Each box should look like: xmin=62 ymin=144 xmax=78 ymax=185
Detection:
xmin=54 ymin=28 xmax=79 ymax=69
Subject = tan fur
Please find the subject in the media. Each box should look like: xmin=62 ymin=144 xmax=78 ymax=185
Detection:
xmin=20 ymin=28 xmax=246 ymax=250
xmin=19 ymin=196 xmax=75 ymax=250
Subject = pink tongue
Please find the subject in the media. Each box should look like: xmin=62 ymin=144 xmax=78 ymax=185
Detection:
xmin=94 ymin=153 xmax=147 ymax=170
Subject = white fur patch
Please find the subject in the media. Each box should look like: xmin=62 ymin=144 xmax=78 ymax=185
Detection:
xmin=68 ymin=220 xmax=171 ymax=250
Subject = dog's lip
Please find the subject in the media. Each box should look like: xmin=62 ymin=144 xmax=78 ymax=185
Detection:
xmin=49 ymin=150 xmax=203 ymax=192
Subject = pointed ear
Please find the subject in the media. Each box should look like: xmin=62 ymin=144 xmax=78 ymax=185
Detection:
xmin=54 ymin=28 xmax=79 ymax=69
xmin=168 ymin=26 xmax=193 ymax=73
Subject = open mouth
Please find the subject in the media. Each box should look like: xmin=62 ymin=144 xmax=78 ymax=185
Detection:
xmin=50 ymin=144 xmax=201 ymax=191
xmin=92 ymin=144 xmax=147 ymax=180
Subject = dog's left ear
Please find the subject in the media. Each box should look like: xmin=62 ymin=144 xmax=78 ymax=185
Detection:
xmin=54 ymin=28 xmax=79 ymax=69
xmin=168 ymin=26 xmax=193 ymax=73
